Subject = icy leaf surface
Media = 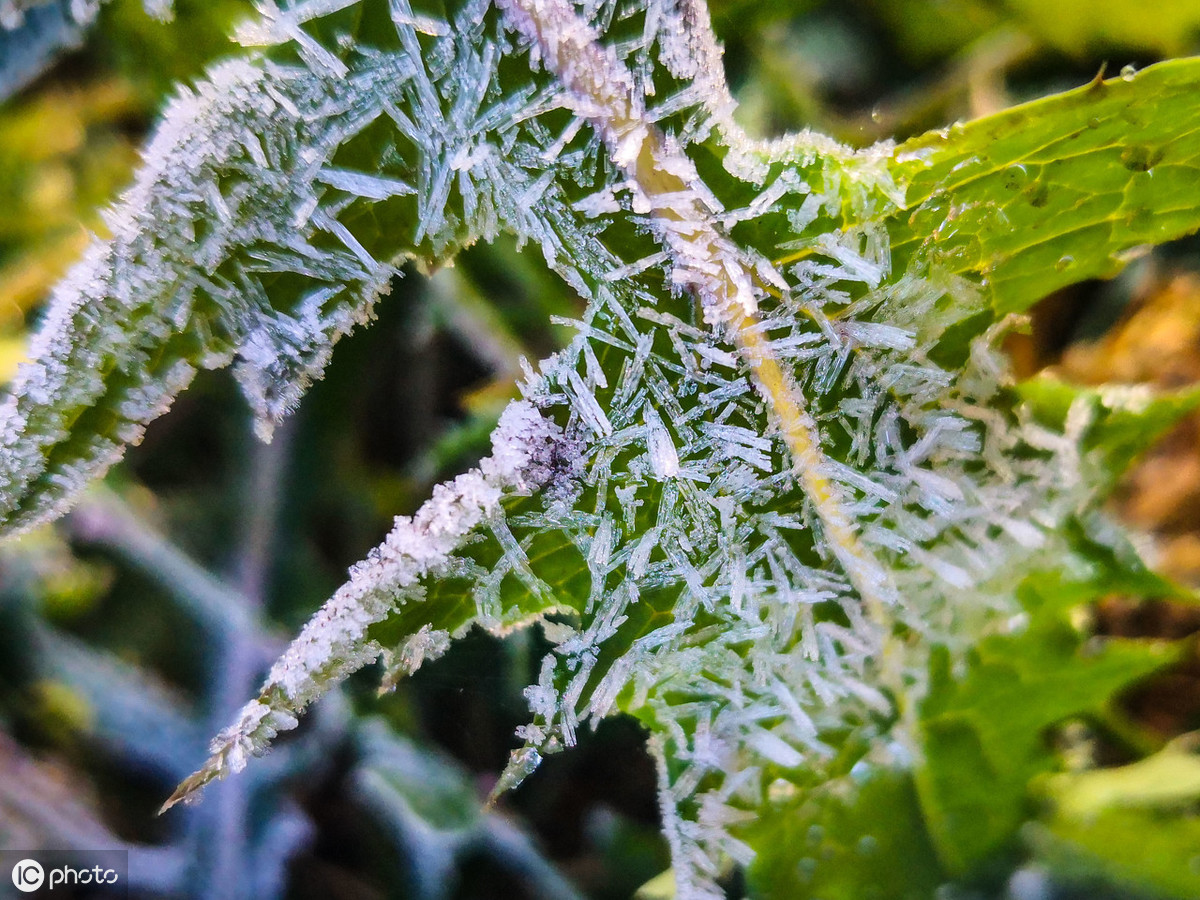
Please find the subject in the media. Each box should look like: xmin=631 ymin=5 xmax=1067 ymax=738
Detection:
xmin=5 ymin=0 xmax=1200 ymax=896
xmin=162 ymin=399 xmax=564 ymax=807
xmin=0 ymin=0 xmax=602 ymax=533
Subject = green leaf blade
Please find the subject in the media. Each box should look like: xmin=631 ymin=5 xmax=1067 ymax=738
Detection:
xmin=893 ymin=58 xmax=1200 ymax=314
xmin=918 ymin=557 xmax=1185 ymax=876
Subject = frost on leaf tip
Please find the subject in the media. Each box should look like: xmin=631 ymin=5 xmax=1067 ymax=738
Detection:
xmin=163 ymin=400 xmax=563 ymax=811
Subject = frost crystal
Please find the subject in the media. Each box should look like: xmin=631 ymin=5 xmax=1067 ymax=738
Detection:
xmin=0 ymin=0 xmax=1155 ymax=896
xmin=162 ymin=400 xmax=562 ymax=808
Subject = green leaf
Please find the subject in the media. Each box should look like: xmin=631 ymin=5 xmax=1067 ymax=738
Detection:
xmin=1028 ymin=738 xmax=1200 ymax=899
xmin=1017 ymin=375 xmax=1200 ymax=490
xmin=0 ymin=0 xmax=586 ymax=535
xmin=6 ymin=1 xmax=1200 ymax=895
xmin=1003 ymin=0 xmax=1200 ymax=57
xmin=634 ymin=868 xmax=678 ymax=900
xmin=891 ymin=59 xmax=1200 ymax=315
xmin=917 ymin=555 xmax=1182 ymax=875
xmin=745 ymin=769 xmax=945 ymax=900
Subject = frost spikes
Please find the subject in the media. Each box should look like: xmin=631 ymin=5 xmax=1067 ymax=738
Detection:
xmin=161 ymin=401 xmax=563 ymax=811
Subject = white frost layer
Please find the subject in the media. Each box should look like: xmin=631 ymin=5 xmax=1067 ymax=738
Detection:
xmin=170 ymin=401 xmax=562 ymax=801
xmin=497 ymin=0 xmax=780 ymax=327
xmin=34 ymin=0 xmax=1132 ymax=896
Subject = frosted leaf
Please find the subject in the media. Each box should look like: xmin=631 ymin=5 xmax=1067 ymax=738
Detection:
xmin=0 ymin=0 xmax=625 ymax=534
xmin=490 ymin=746 xmax=543 ymax=800
xmin=379 ymin=625 xmax=452 ymax=692
xmin=0 ymin=0 xmax=1179 ymax=895
xmin=163 ymin=400 xmax=564 ymax=809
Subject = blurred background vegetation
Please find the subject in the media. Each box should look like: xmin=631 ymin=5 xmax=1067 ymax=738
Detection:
xmin=2 ymin=1 xmax=1200 ymax=898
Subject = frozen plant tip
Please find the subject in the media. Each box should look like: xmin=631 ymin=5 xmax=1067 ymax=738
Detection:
xmin=161 ymin=400 xmax=563 ymax=810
